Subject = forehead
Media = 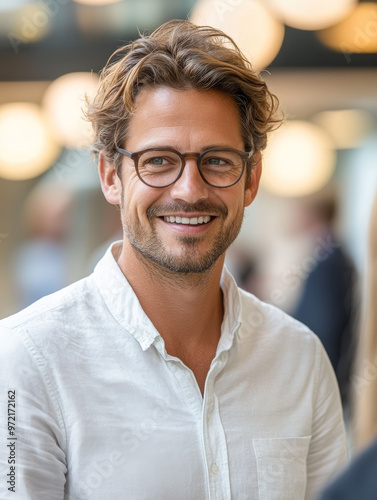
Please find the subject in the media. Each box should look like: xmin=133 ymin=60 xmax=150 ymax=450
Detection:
xmin=126 ymin=86 xmax=244 ymax=151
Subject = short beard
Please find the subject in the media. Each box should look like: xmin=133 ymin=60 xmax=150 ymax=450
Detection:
xmin=120 ymin=196 xmax=244 ymax=276
xmin=134 ymin=233 xmax=227 ymax=275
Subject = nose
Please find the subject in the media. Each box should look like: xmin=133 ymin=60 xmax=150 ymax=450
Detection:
xmin=169 ymin=156 xmax=209 ymax=203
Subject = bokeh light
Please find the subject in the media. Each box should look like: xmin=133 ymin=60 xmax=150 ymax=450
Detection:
xmin=267 ymin=0 xmax=356 ymax=30
xmin=313 ymin=109 xmax=375 ymax=149
xmin=0 ymin=3 xmax=52 ymax=43
xmin=0 ymin=103 xmax=60 ymax=181
xmin=261 ymin=121 xmax=337 ymax=197
xmin=73 ymin=0 xmax=123 ymax=5
xmin=42 ymin=72 xmax=99 ymax=149
xmin=190 ymin=0 xmax=284 ymax=69
xmin=317 ymin=3 xmax=377 ymax=54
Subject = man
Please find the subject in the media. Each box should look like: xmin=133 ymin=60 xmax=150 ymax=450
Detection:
xmin=291 ymin=197 xmax=356 ymax=409
xmin=0 ymin=20 xmax=347 ymax=500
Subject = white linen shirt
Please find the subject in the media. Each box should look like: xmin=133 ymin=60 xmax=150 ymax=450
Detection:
xmin=0 ymin=242 xmax=347 ymax=500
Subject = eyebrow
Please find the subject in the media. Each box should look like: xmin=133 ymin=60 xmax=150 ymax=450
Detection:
xmin=134 ymin=144 xmax=245 ymax=152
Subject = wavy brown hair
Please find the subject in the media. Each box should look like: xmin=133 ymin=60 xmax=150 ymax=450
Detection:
xmin=86 ymin=19 xmax=282 ymax=178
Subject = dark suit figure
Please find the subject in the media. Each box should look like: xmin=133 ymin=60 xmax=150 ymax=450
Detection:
xmin=293 ymin=236 xmax=356 ymax=406
xmin=318 ymin=438 xmax=377 ymax=500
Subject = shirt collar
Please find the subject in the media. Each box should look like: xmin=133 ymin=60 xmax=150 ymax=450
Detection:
xmin=218 ymin=263 xmax=242 ymax=354
xmin=93 ymin=241 xmax=242 ymax=353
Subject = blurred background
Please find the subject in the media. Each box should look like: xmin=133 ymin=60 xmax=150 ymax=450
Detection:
xmin=0 ymin=0 xmax=377 ymax=414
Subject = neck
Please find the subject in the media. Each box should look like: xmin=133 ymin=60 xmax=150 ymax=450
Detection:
xmin=115 ymin=239 xmax=225 ymax=354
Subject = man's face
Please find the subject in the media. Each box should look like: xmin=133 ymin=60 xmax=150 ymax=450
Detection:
xmin=104 ymin=87 xmax=261 ymax=274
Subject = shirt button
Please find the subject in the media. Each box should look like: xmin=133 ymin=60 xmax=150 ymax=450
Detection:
xmin=211 ymin=463 xmax=219 ymax=475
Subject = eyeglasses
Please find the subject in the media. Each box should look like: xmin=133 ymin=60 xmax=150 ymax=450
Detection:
xmin=116 ymin=146 xmax=254 ymax=188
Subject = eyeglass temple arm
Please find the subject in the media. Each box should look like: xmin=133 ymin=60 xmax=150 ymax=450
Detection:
xmin=116 ymin=147 xmax=132 ymax=159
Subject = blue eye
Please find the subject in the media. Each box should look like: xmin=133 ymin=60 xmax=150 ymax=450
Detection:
xmin=206 ymin=157 xmax=227 ymax=165
xmin=150 ymin=157 xmax=164 ymax=165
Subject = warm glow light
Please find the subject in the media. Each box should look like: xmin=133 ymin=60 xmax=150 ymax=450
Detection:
xmin=73 ymin=0 xmax=122 ymax=5
xmin=190 ymin=0 xmax=284 ymax=69
xmin=317 ymin=3 xmax=377 ymax=54
xmin=267 ymin=0 xmax=356 ymax=30
xmin=313 ymin=109 xmax=375 ymax=149
xmin=1 ymin=3 xmax=52 ymax=43
xmin=42 ymin=72 xmax=99 ymax=149
xmin=0 ymin=103 xmax=60 ymax=181
xmin=261 ymin=121 xmax=336 ymax=197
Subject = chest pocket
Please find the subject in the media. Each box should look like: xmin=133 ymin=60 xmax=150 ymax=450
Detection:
xmin=253 ymin=436 xmax=311 ymax=500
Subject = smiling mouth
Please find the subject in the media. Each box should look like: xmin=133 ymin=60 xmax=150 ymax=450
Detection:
xmin=162 ymin=215 xmax=212 ymax=225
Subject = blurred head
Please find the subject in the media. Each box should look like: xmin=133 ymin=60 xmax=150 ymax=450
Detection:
xmin=22 ymin=184 xmax=73 ymax=242
xmin=86 ymin=19 xmax=281 ymax=181
xmin=355 ymin=190 xmax=377 ymax=448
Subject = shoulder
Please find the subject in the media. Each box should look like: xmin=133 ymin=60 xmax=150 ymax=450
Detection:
xmin=236 ymin=288 xmax=332 ymax=388
xmin=238 ymin=287 xmax=320 ymax=349
xmin=0 ymin=274 xmax=97 ymax=352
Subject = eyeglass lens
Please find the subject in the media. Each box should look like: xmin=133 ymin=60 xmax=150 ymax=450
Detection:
xmin=137 ymin=150 xmax=244 ymax=187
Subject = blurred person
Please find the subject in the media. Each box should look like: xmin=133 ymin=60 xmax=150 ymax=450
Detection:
xmin=291 ymin=196 xmax=357 ymax=408
xmin=87 ymin=198 xmax=123 ymax=272
xmin=317 ymin=190 xmax=377 ymax=499
xmin=0 ymin=20 xmax=347 ymax=499
xmin=13 ymin=184 xmax=73 ymax=308
xmin=224 ymin=244 xmax=258 ymax=292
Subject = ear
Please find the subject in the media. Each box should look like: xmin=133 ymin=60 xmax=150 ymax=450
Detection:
xmin=98 ymin=152 xmax=122 ymax=205
xmin=244 ymin=151 xmax=262 ymax=208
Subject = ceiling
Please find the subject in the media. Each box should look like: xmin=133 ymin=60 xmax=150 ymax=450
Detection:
xmin=1 ymin=0 xmax=377 ymax=82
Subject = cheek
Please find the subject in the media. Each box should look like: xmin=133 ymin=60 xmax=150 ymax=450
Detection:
xmin=221 ymin=189 xmax=244 ymax=216
xmin=120 ymin=181 xmax=159 ymax=222
xmin=119 ymin=170 xmax=142 ymax=206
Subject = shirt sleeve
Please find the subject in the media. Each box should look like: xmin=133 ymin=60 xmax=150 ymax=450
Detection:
xmin=0 ymin=325 xmax=67 ymax=500
xmin=305 ymin=336 xmax=349 ymax=500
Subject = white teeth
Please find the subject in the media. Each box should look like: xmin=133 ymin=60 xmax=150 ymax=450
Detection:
xmin=163 ymin=215 xmax=212 ymax=225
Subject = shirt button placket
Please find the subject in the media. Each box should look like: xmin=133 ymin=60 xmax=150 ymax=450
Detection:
xmin=203 ymin=363 xmax=231 ymax=499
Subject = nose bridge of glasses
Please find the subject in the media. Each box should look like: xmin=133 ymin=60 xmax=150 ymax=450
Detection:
xmin=175 ymin=152 xmax=207 ymax=189
xmin=170 ymin=152 xmax=209 ymax=197
xmin=181 ymin=152 xmax=201 ymax=167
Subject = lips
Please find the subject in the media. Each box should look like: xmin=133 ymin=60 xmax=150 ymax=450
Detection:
xmin=147 ymin=202 xmax=227 ymax=225
xmin=162 ymin=215 xmax=212 ymax=225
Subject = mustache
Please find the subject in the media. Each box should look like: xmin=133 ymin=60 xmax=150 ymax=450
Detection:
xmin=147 ymin=201 xmax=228 ymax=219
